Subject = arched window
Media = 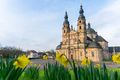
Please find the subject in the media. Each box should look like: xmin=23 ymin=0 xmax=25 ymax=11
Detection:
xmin=91 ymin=51 xmax=94 ymax=57
xmin=79 ymin=26 xmax=81 ymax=29
xmin=71 ymin=55 xmax=73 ymax=59
xmin=64 ymin=30 xmax=65 ymax=33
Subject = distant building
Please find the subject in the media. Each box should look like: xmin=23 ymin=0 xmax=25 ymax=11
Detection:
xmin=27 ymin=50 xmax=54 ymax=59
xmin=27 ymin=50 xmax=39 ymax=58
xmin=109 ymin=46 xmax=120 ymax=55
xmin=38 ymin=52 xmax=46 ymax=58
xmin=56 ymin=5 xmax=110 ymax=62
xmin=46 ymin=51 xmax=54 ymax=59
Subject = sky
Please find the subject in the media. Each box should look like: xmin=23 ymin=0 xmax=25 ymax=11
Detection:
xmin=0 ymin=0 xmax=120 ymax=51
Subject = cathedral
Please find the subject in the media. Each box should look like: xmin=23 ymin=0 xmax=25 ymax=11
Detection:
xmin=56 ymin=5 xmax=109 ymax=62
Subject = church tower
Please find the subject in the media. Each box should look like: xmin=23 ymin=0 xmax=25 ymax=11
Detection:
xmin=77 ymin=5 xmax=87 ymax=44
xmin=62 ymin=12 xmax=70 ymax=46
xmin=61 ymin=11 xmax=70 ymax=58
xmin=62 ymin=11 xmax=70 ymax=34
xmin=76 ymin=5 xmax=87 ymax=59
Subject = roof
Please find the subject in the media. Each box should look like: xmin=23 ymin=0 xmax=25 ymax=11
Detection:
xmin=95 ymin=36 xmax=107 ymax=42
xmin=87 ymin=27 xmax=96 ymax=34
xmin=63 ymin=12 xmax=69 ymax=25
xmin=38 ymin=52 xmax=45 ymax=55
xmin=87 ymin=41 xmax=102 ymax=49
xmin=63 ymin=20 xmax=69 ymax=25
xmin=27 ymin=50 xmax=37 ymax=53
xmin=85 ymin=37 xmax=93 ymax=44
xmin=56 ymin=43 xmax=62 ymax=50
xmin=78 ymin=5 xmax=85 ymax=20
xmin=87 ymin=37 xmax=93 ymax=41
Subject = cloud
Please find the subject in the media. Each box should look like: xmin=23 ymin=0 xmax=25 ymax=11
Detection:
xmin=0 ymin=0 xmax=120 ymax=51
xmin=0 ymin=0 xmax=60 ymax=51
xmin=89 ymin=0 xmax=120 ymax=46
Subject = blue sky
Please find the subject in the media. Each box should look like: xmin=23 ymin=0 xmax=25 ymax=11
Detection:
xmin=0 ymin=0 xmax=120 ymax=51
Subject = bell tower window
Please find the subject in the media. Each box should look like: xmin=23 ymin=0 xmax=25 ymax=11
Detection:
xmin=79 ymin=26 xmax=81 ymax=29
xmin=64 ymin=30 xmax=65 ymax=33
xmin=79 ymin=21 xmax=81 ymax=23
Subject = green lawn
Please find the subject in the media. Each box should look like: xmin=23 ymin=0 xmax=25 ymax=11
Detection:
xmin=18 ymin=67 xmax=120 ymax=80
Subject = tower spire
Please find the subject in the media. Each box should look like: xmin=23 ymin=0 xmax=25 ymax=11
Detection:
xmin=88 ymin=23 xmax=91 ymax=28
xmin=64 ymin=11 xmax=68 ymax=20
xmin=78 ymin=5 xmax=85 ymax=20
xmin=79 ymin=5 xmax=84 ymax=14
xmin=63 ymin=11 xmax=69 ymax=26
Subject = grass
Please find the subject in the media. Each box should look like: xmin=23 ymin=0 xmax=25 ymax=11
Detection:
xmin=18 ymin=68 xmax=120 ymax=80
xmin=18 ymin=63 xmax=120 ymax=80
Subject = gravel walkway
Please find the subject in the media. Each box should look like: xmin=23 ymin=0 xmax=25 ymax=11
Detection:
xmin=30 ymin=59 xmax=120 ymax=69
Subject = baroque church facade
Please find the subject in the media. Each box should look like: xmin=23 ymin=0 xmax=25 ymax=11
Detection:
xmin=56 ymin=5 xmax=109 ymax=62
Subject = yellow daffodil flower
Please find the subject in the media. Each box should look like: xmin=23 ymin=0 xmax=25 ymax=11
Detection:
xmin=62 ymin=59 xmax=69 ymax=67
xmin=33 ymin=64 xmax=41 ymax=67
xmin=61 ymin=55 xmax=69 ymax=67
xmin=29 ymin=61 xmax=33 ymax=66
xmin=13 ymin=55 xmax=30 ymax=69
xmin=34 ymin=64 xmax=37 ymax=67
xmin=81 ymin=57 xmax=90 ymax=66
xmin=95 ymin=64 xmax=101 ymax=68
xmin=56 ymin=52 xmax=69 ymax=67
xmin=43 ymin=55 xmax=48 ymax=60
xmin=56 ymin=52 xmax=63 ymax=61
xmin=112 ymin=53 xmax=120 ymax=64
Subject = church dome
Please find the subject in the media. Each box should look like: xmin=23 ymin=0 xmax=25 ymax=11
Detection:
xmin=87 ymin=27 xmax=96 ymax=34
xmin=87 ymin=23 xmax=96 ymax=34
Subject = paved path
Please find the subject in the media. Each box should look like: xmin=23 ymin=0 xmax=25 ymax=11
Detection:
xmin=30 ymin=59 xmax=120 ymax=68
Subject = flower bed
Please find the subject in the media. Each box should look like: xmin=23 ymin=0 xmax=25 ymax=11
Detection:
xmin=0 ymin=53 xmax=120 ymax=80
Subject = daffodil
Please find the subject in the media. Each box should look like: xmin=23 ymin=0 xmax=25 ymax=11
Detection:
xmin=81 ymin=57 xmax=90 ymax=66
xmin=43 ymin=55 xmax=48 ymax=60
xmin=62 ymin=60 xmax=69 ymax=67
xmin=56 ymin=52 xmax=69 ymax=67
xmin=112 ymin=53 xmax=120 ymax=64
xmin=95 ymin=64 xmax=101 ymax=68
xmin=61 ymin=55 xmax=69 ymax=67
xmin=56 ymin=52 xmax=63 ymax=61
xmin=29 ymin=61 xmax=33 ymax=66
xmin=34 ymin=64 xmax=37 ymax=67
xmin=13 ymin=55 xmax=30 ymax=69
xmin=61 ymin=55 xmax=67 ymax=62
xmin=33 ymin=64 xmax=41 ymax=67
